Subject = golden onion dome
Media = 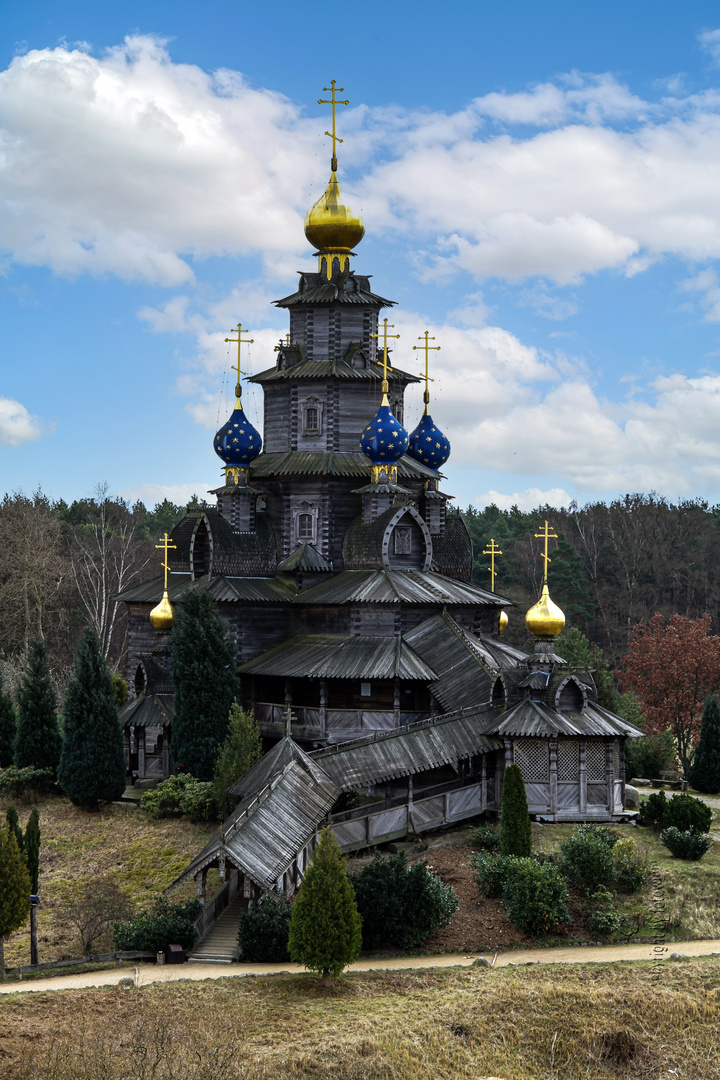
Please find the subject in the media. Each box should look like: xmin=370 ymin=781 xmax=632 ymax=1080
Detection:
xmin=525 ymin=584 xmax=565 ymax=638
xmin=304 ymin=173 xmax=365 ymax=253
xmin=499 ymin=609 xmax=509 ymax=633
xmin=149 ymin=590 xmax=174 ymax=631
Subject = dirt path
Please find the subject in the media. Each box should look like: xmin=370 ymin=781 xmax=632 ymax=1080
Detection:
xmin=2 ymin=939 xmax=719 ymax=995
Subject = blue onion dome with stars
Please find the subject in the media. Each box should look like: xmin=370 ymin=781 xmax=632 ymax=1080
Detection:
xmin=360 ymin=392 xmax=409 ymax=465
xmin=213 ymin=385 xmax=262 ymax=466
xmin=407 ymin=412 xmax=451 ymax=471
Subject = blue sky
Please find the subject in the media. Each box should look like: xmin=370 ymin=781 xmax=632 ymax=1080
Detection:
xmin=4 ymin=1 xmax=720 ymax=511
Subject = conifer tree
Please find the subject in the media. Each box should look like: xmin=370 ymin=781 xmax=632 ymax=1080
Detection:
xmin=0 ymin=824 xmax=31 ymax=981
xmin=171 ymin=590 xmax=238 ymax=781
xmin=0 ymin=674 xmax=16 ymax=768
xmin=5 ymin=807 xmax=23 ymax=854
xmin=24 ymin=807 xmax=41 ymax=894
xmin=213 ymin=702 xmax=262 ymax=815
xmin=57 ymin=628 xmax=126 ymax=808
xmin=499 ymin=763 xmax=532 ymax=856
xmin=288 ymin=828 xmax=362 ymax=985
xmin=689 ymin=695 xmax=720 ymax=794
xmin=14 ymin=640 xmax=61 ymax=774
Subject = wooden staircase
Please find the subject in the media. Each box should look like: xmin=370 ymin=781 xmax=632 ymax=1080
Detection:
xmin=188 ymin=894 xmax=247 ymax=963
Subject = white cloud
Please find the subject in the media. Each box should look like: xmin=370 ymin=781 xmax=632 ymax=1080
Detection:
xmin=475 ymin=487 xmax=575 ymax=511
xmin=699 ymin=29 xmax=720 ymax=66
xmin=5 ymin=43 xmax=720 ymax=290
xmin=681 ymin=268 xmax=720 ymax=320
xmin=120 ymin=481 xmax=215 ymax=507
xmin=0 ymin=396 xmax=44 ymax=446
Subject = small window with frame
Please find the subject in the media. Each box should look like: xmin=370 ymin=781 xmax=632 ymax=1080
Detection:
xmin=302 ymin=397 xmax=323 ymax=436
xmin=298 ymin=513 xmax=314 ymax=540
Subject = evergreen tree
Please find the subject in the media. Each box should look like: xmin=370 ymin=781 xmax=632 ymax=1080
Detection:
xmin=0 ymin=824 xmax=31 ymax=981
xmin=288 ymin=828 xmax=362 ymax=985
xmin=499 ymin=763 xmax=532 ymax=856
xmin=24 ymin=807 xmax=41 ymax=893
xmin=689 ymin=695 xmax=720 ymax=794
xmin=5 ymin=807 xmax=23 ymax=854
xmin=0 ymin=674 xmax=16 ymax=768
xmin=14 ymin=639 xmax=61 ymax=774
xmin=57 ymin=628 xmax=126 ymax=808
xmin=213 ymin=702 xmax=262 ymax=816
xmin=171 ymin=590 xmax=238 ymax=782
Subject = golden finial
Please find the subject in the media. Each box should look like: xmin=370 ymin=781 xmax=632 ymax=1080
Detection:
xmin=370 ymin=319 xmax=400 ymax=403
xmin=149 ymin=533 xmax=178 ymax=631
xmin=224 ymin=323 xmax=254 ymax=407
xmin=483 ymin=537 xmax=509 ymax=633
xmin=318 ymin=79 xmax=349 ymax=172
xmin=412 ymin=332 xmax=440 ymax=415
xmin=525 ymin=519 xmax=565 ymax=638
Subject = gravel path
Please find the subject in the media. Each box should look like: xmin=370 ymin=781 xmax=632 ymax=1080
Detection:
xmin=2 ymin=939 xmax=719 ymax=995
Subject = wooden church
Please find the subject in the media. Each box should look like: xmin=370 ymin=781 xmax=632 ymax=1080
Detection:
xmin=117 ymin=84 xmax=641 ymax=925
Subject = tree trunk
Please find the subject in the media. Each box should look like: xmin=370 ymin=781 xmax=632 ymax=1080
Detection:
xmin=321 ymin=969 xmax=331 ymax=988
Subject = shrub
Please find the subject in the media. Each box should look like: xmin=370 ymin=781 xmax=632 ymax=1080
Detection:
xmin=0 ymin=674 xmax=16 ymax=769
xmin=501 ymin=858 xmax=569 ymax=935
xmin=664 ymin=793 xmax=712 ymax=833
xmin=62 ymin=879 xmax=134 ymax=954
xmin=588 ymin=887 xmax=621 ymax=938
xmin=112 ymin=897 xmax=202 ymax=953
xmin=470 ymin=823 xmax=500 ymax=851
xmin=14 ymin=639 xmax=61 ymax=775
xmin=349 ymin=852 xmax=458 ymax=950
xmin=238 ymin=892 xmax=292 ymax=962
xmin=639 ymin=789 xmax=668 ymax=830
xmin=499 ymin=764 xmax=532 ymax=856
xmin=0 ymin=766 xmax=54 ymax=800
xmin=660 ymin=827 xmax=713 ymax=861
xmin=0 ymin=824 xmax=31 ymax=980
xmin=612 ymin=837 xmax=648 ymax=892
xmin=471 ymin=851 xmax=513 ymax=898
xmin=24 ymin=807 xmax=40 ymax=894
xmin=558 ymin=824 xmax=615 ymax=895
xmin=288 ymin=828 xmax=362 ymax=984
xmin=140 ymin=774 xmax=217 ymax=820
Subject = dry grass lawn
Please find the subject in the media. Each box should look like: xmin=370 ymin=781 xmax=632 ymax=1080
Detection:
xmin=0 ymin=796 xmax=216 ymax=967
xmin=2 ymin=958 xmax=720 ymax=1079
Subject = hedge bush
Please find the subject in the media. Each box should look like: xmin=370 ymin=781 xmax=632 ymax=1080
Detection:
xmin=588 ymin=887 xmax=621 ymax=938
xmin=640 ymin=791 xmax=712 ymax=833
xmin=238 ymin=892 xmax=292 ymax=961
xmin=470 ymin=823 xmax=500 ymax=851
xmin=140 ymin=774 xmax=217 ymax=820
xmin=0 ymin=766 xmax=54 ymax=799
xmin=660 ymin=827 xmax=713 ymax=861
xmin=470 ymin=851 xmax=514 ymax=898
xmin=557 ymin=824 xmax=616 ymax=895
xmin=112 ymin=897 xmax=201 ymax=952
xmin=501 ymin=858 xmax=569 ymax=935
xmin=499 ymin=764 xmax=532 ymax=856
xmin=612 ymin=837 xmax=648 ymax=892
xmin=349 ymin=852 xmax=458 ymax=950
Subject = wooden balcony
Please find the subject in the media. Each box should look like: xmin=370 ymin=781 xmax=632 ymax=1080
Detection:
xmin=254 ymin=701 xmax=428 ymax=743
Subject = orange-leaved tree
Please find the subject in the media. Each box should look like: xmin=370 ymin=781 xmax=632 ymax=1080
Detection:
xmin=619 ymin=613 xmax=720 ymax=777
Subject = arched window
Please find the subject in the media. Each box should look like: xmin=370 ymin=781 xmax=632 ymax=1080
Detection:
xmin=134 ymin=664 xmax=146 ymax=697
xmin=192 ymin=520 xmax=211 ymax=579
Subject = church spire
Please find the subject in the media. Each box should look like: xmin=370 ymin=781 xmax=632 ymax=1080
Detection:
xmin=304 ymin=80 xmax=364 ymax=278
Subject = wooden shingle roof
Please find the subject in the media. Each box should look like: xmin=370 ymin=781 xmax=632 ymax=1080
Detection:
xmin=238 ymin=633 xmax=437 ymax=681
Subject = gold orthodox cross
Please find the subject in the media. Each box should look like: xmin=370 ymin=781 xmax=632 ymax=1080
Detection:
xmin=156 ymin=533 xmax=177 ymax=593
xmin=318 ymin=80 xmax=349 ymax=172
xmin=534 ymin=519 xmax=558 ymax=583
xmin=482 ymin=538 xmax=503 ymax=592
xmin=371 ymin=319 xmax=400 ymax=392
xmin=413 ymin=331 xmax=440 ymax=413
xmin=225 ymin=322 xmax=254 ymax=403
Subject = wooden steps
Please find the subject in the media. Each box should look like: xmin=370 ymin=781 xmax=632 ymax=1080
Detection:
xmin=188 ymin=894 xmax=248 ymax=963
